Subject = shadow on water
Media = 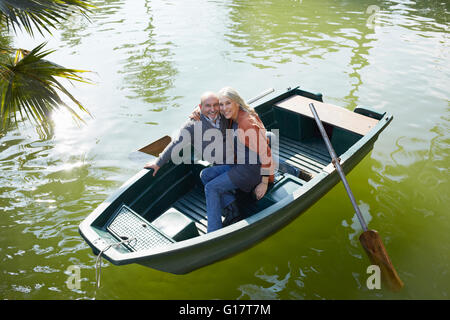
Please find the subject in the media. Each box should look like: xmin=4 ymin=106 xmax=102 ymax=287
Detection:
xmin=56 ymin=0 xmax=130 ymax=51
xmin=115 ymin=0 xmax=179 ymax=107
xmin=56 ymin=0 xmax=180 ymax=110
xmin=382 ymin=0 xmax=449 ymax=33
xmin=223 ymin=0 xmax=381 ymax=108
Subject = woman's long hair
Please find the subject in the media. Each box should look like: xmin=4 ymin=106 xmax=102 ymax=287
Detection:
xmin=217 ymin=86 xmax=258 ymax=117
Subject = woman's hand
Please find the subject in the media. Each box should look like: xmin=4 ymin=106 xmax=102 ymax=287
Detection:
xmin=254 ymin=180 xmax=268 ymax=200
xmin=189 ymin=105 xmax=201 ymax=121
xmin=144 ymin=161 xmax=160 ymax=176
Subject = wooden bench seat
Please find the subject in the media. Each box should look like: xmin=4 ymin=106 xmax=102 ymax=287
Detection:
xmin=275 ymin=95 xmax=379 ymax=136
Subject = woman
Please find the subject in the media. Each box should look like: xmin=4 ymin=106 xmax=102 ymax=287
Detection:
xmin=201 ymin=87 xmax=274 ymax=232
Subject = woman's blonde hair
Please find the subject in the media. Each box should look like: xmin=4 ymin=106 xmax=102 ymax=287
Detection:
xmin=217 ymin=86 xmax=257 ymax=117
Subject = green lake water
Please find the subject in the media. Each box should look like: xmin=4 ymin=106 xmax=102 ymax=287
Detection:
xmin=1 ymin=0 xmax=449 ymax=299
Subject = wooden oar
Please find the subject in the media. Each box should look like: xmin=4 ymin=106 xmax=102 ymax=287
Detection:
xmin=137 ymin=88 xmax=275 ymax=157
xmin=309 ymin=102 xmax=404 ymax=292
xmin=138 ymin=134 xmax=172 ymax=157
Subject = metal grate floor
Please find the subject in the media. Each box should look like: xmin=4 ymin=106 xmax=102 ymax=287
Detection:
xmin=108 ymin=205 xmax=174 ymax=251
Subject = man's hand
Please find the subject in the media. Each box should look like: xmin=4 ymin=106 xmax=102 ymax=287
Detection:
xmin=144 ymin=161 xmax=160 ymax=176
xmin=189 ymin=105 xmax=201 ymax=121
xmin=254 ymin=179 xmax=268 ymax=200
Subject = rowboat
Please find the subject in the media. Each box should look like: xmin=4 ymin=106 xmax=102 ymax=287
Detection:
xmin=79 ymin=86 xmax=392 ymax=274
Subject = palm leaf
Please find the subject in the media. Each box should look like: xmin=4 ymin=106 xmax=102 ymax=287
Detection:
xmin=0 ymin=42 xmax=93 ymax=136
xmin=0 ymin=0 xmax=93 ymax=36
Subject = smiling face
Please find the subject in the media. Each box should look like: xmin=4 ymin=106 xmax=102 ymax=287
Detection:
xmin=219 ymin=96 xmax=240 ymax=120
xmin=200 ymin=93 xmax=220 ymax=120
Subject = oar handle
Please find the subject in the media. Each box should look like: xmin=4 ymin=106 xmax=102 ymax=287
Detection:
xmin=247 ymin=88 xmax=275 ymax=104
xmin=309 ymin=103 xmax=368 ymax=232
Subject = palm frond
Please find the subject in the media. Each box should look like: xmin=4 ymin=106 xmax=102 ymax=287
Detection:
xmin=0 ymin=0 xmax=93 ymax=36
xmin=0 ymin=42 xmax=93 ymax=136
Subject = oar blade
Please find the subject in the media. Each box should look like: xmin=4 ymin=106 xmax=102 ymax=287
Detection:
xmin=138 ymin=135 xmax=172 ymax=157
xmin=359 ymin=230 xmax=404 ymax=292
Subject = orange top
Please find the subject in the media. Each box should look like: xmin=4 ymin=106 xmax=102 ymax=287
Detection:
xmin=231 ymin=109 xmax=275 ymax=183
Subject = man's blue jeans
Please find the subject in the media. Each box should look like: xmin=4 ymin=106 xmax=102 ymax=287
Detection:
xmin=200 ymin=165 xmax=237 ymax=232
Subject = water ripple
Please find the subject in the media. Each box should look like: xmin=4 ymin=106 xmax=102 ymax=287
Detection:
xmin=238 ymin=264 xmax=292 ymax=300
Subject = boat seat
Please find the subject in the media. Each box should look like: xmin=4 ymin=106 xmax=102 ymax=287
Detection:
xmin=152 ymin=207 xmax=199 ymax=241
xmin=275 ymin=94 xmax=379 ymax=136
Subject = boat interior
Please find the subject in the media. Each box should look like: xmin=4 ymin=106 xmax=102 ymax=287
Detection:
xmin=90 ymin=88 xmax=382 ymax=252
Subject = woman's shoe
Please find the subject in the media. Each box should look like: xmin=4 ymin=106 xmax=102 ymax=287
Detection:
xmin=222 ymin=201 xmax=240 ymax=227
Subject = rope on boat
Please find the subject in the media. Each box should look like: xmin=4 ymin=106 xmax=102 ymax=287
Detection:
xmin=95 ymin=237 xmax=136 ymax=288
